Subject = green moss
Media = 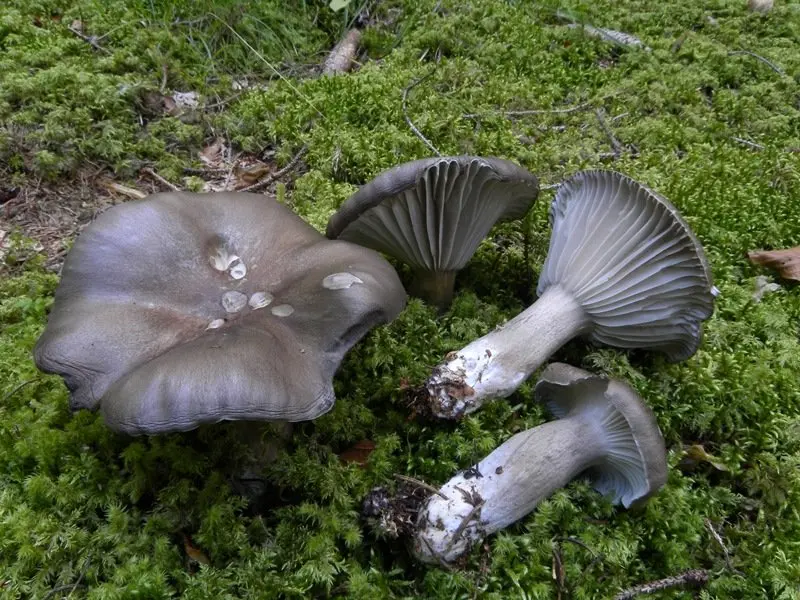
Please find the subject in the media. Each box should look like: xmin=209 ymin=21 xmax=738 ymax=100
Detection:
xmin=3 ymin=0 xmax=800 ymax=598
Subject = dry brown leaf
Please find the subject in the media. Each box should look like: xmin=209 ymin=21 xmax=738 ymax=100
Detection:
xmin=684 ymin=444 xmax=728 ymax=471
xmin=748 ymin=246 xmax=800 ymax=281
xmin=98 ymin=179 xmax=147 ymax=200
xmin=182 ymin=533 xmax=211 ymax=565
xmin=199 ymin=138 xmax=226 ymax=167
xmin=235 ymin=163 xmax=272 ymax=187
xmin=339 ymin=439 xmax=376 ymax=466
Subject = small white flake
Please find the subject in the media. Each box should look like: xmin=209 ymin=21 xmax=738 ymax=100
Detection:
xmin=206 ymin=318 xmax=225 ymax=330
xmin=271 ymin=304 xmax=294 ymax=317
xmin=322 ymin=272 xmax=363 ymax=290
xmin=249 ymin=291 xmax=274 ymax=309
xmin=229 ymin=261 xmax=247 ymax=280
xmin=222 ymin=290 xmax=248 ymax=313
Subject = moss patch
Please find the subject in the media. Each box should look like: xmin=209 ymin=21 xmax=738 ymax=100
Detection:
xmin=2 ymin=0 xmax=800 ymax=598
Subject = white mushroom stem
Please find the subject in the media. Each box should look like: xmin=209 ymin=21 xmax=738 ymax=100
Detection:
xmin=412 ymin=413 xmax=605 ymax=564
xmin=426 ymin=285 xmax=590 ymax=418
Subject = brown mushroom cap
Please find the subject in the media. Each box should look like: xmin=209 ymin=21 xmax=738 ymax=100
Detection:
xmin=34 ymin=192 xmax=406 ymax=435
xmin=325 ymin=156 xmax=538 ymax=306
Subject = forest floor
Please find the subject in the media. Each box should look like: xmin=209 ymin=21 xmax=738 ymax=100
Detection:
xmin=1 ymin=0 xmax=799 ymax=598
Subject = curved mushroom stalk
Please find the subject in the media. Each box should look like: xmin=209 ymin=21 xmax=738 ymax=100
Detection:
xmin=427 ymin=170 xmax=716 ymax=418
xmin=326 ymin=156 xmax=539 ymax=311
xmin=413 ymin=363 xmax=667 ymax=565
xmin=34 ymin=192 xmax=406 ymax=435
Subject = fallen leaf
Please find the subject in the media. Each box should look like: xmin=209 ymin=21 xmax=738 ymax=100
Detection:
xmin=684 ymin=444 xmax=728 ymax=471
xmin=182 ymin=533 xmax=211 ymax=565
xmin=172 ymin=91 xmax=199 ymax=109
xmin=339 ymin=439 xmax=376 ymax=466
xmin=235 ymin=163 xmax=272 ymax=187
xmin=98 ymin=179 xmax=147 ymax=200
xmin=70 ymin=19 xmax=83 ymax=33
xmin=748 ymin=247 xmax=800 ymax=281
xmin=199 ymin=138 xmax=226 ymax=167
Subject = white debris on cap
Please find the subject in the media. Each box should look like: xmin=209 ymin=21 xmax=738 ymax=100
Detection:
xmin=206 ymin=318 xmax=225 ymax=330
xmin=229 ymin=261 xmax=247 ymax=280
xmin=249 ymin=291 xmax=274 ymax=309
xmin=322 ymin=272 xmax=364 ymax=290
xmin=222 ymin=290 xmax=248 ymax=313
xmin=271 ymin=304 xmax=294 ymax=317
xmin=210 ymin=247 xmax=240 ymax=272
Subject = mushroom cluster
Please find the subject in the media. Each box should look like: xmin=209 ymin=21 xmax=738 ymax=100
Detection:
xmin=34 ymin=160 xmax=714 ymax=569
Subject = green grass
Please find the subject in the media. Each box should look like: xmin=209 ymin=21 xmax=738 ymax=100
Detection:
xmin=2 ymin=0 xmax=800 ymax=598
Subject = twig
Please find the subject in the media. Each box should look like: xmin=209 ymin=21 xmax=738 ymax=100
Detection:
xmin=182 ymin=166 xmax=228 ymax=176
xmin=555 ymin=536 xmax=605 ymax=585
xmin=203 ymin=91 xmax=246 ymax=112
xmin=142 ymin=167 xmax=181 ymax=192
xmin=463 ymin=101 xmax=592 ymax=119
xmin=402 ymin=69 xmax=441 ymax=156
xmin=2 ymin=379 xmax=38 ymax=403
xmin=237 ymin=145 xmax=308 ymax=193
xmin=705 ymin=519 xmax=745 ymax=575
xmin=160 ymin=64 xmax=168 ymax=93
xmin=42 ymin=557 xmax=89 ymax=599
xmin=595 ymin=108 xmax=624 ymax=157
xmin=728 ymin=50 xmax=785 ymax=76
xmin=393 ymin=474 xmax=449 ymax=500
xmin=613 ymin=569 xmax=709 ymax=600
xmin=323 ymin=29 xmax=363 ymax=75
xmin=443 ymin=499 xmax=485 ymax=556
xmin=732 ymin=136 xmax=764 ymax=151
xmin=67 ymin=25 xmax=110 ymax=53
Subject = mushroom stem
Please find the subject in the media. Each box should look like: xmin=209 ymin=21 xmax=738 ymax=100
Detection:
xmin=412 ymin=415 xmax=604 ymax=564
xmin=426 ymin=285 xmax=590 ymax=418
xmin=409 ymin=270 xmax=457 ymax=311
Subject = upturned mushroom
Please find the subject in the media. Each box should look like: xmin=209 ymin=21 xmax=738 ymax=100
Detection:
xmin=426 ymin=170 xmax=716 ymax=418
xmin=412 ymin=363 xmax=667 ymax=564
xmin=34 ymin=191 xmax=406 ymax=435
xmin=326 ymin=156 xmax=539 ymax=310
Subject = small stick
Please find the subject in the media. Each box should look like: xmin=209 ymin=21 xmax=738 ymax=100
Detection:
xmin=705 ymin=518 xmax=745 ymax=575
xmin=728 ymin=50 xmax=785 ymax=76
xmin=183 ymin=167 xmax=228 ymax=176
xmin=463 ymin=101 xmax=592 ymax=119
xmin=732 ymin=136 xmax=764 ymax=151
xmin=402 ymin=69 xmax=441 ymax=156
xmin=393 ymin=474 xmax=449 ymax=500
xmin=613 ymin=569 xmax=709 ymax=600
xmin=237 ymin=145 xmax=308 ymax=193
xmin=323 ymin=29 xmax=362 ymax=75
xmin=67 ymin=25 xmax=110 ymax=53
xmin=443 ymin=499 xmax=484 ymax=556
xmin=2 ymin=379 xmax=38 ymax=403
xmin=595 ymin=108 xmax=624 ymax=157
xmin=142 ymin=167 xmax=181 ymax=192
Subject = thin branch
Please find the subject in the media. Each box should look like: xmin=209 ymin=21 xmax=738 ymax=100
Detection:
xmin=237 ymin=145 xmax=308 ymax=193
xmin=402 ymin=70 xmax=441 ymax=156
xmin=732 ymin=136 xmax=764 ymax=151
xmin=595 ymin=108 xmax=624 ymax=157
xmin=42 ymin=557 xmax=89 ymax=600
xmin=67 ymin=25 xmax=110 ymax=53
xmin=613 ymin=569 xmax=709 ymax=600
xmin=142 ymin=167 xmax=181 ymax=192
xmin=2 ymin=379 xmax=38 ymax=403
xmin=728 ymin=50 xmax=785 ymax=76
xmin=443 ymin=499 xmax=484 ymax=556
xmin=393 ymin=474 xmax=449 ymax=500
xmin=705 ymin=519 xmax=745 ymax=575
xmin=463 ymin=101 xmax=592 ymax=120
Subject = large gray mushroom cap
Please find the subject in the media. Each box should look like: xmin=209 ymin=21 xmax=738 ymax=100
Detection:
xmin=34 ymin=192 xmax=406 ymax=435
xmin=534 ymin=362 xmax=668 ymax=507
xmin=538 ymin=170 xmax=715 ymax=361
xmin=326 ymin=156 xmax=539 ymax=308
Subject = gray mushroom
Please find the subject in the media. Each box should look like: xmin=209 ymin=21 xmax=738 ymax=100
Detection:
xmin=34 ymin=192 xmax=406 ymax=435
xmin=427 ymin=170 xmax=716 ymax=418
xmin=412 ymin=363 xmax=667 ymax=564
xmin=326 ymin=156 xmax=539 ymax=310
